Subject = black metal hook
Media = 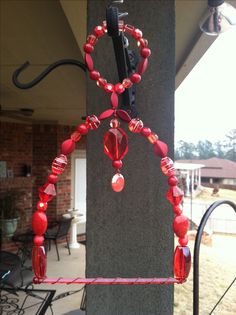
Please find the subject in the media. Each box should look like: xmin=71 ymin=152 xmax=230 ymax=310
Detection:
xmin=12 ymin=59 xmax=86 ymax=90
xmin=106 ymin=1 xmax=138 ymax=117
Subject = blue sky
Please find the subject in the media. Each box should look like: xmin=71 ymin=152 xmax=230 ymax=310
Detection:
xmin=175 ymin=27 xmax=236 ymax=144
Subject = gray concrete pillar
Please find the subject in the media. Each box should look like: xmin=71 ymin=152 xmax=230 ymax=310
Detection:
xmin=86 ymin=1 xmax=175 ymax=314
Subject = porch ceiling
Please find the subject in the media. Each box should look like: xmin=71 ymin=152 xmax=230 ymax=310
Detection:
xmin=1 ymin=0 xmax=233 ymax=125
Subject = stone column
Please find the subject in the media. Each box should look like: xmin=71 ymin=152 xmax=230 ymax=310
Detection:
xmin=86 ymin=1 xmax=175 ymax=314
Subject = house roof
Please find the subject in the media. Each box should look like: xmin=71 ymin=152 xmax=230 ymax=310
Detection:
xmin=176 ymin=157 xmax=236 ymax=179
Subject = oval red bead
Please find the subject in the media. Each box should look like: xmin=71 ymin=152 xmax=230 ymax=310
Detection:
xmin=173 ymin=246 xmax=191 ymax=280
xmin=104 ymin=128 xmax=128 ymax=161
xmin=111 ymin=173 xmax=125 ymax=192
xmin=61 ymin=139 xmax=75 ymax=155
xmin=32 ymin=211 xmax=48 ymax=235
xmin=111 ymin=92 xmax=118 ymax=109
xmin=153 ymin=140 xmax=168 ymax=158
xmin=138 ymin=58 xmax=148 ymax=75
xmin=77 ymin=123 xmax=89 ymax=135
xmin=32 ymin=245 xmax=47 ymax=279
xmin=85 ymin=54 xmax=94 ymax=71
xmin=173 ymin=215 xmax=189 ymax=238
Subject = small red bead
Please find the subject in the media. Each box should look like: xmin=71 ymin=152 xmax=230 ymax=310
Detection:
xmin=94 ymin=25 xmax=105 ymax=37
xmin=173 ymin=205 xmax=182 ymax=215
xmin=122 ymin=78 xmax=133 ymax=88
xmin=47 ymin=173 xmax=58 ymax=184
xmin=61 ymin=139 xmax=75 ymax=155
xmin=90 ymin=70 xmax=100 ymax=80
xmin=178 ymin=235 xmax=189 ymax=246
xmin=96 ymin=77 xmax=107 ymax=88
xmin=37 ymin=201 xmax=48 ymax=212
xmin=138 ymin=38 xmax=148 ymax=48
xmin=173 ymin=215 xmax=189 ymax=238
xmin=104 ymin=83 xmax=114 ymax=93
xmin=112 ymin=160 xmax=123 ymax=170
xmin=70 ymin=131 xmax=82 ymax=142
xmin=132 ymin=28 xmax=143 ymax=39
xmin=77 ymin=124 xmax=89 ymax=135
xmin=141 ymin=48 xmax=151 ymax=58
xmin=130 ymin=73 xmax=141 ymax=83
xmin=168 ymin=176 xmax=178 ymax=186
xmin=115 ymin=83 xmax=125 ymax=94
xmin=141 ymin=127 xmax=151 ymax=137
xmin=34 ymin=235 xmax=44 ymax=246
xmin=83 ymin=43 xmax=94 ymax=54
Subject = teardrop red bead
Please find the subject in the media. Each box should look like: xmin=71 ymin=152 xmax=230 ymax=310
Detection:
xmin=173 ymin=215 xmax=189 ymax=238
xmin=173 ymin=246 xmax=191 ymax=280
xmin=104 ymin=128 xmax=128 ymax=161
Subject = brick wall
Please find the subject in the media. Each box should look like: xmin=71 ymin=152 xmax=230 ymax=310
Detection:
xmin=0 ymin=121 xmax=86 ymax=251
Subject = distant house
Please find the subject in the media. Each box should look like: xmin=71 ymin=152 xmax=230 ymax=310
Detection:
xmin=176 ymin=157 xmax=236 ymax=186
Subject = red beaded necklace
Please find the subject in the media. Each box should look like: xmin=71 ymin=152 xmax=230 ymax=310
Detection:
xmin=31 ymin=22 xmax=191 ymax=285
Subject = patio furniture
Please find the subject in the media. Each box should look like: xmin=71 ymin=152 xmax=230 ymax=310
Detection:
xmin=12 ymin=231 xmax=34 ymax=265
xmin=45 ymin=216 xmax=73 ymax=261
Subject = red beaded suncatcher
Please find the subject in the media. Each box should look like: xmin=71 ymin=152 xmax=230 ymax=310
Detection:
xmin=31 ymin=22 xmax=191 ymax=285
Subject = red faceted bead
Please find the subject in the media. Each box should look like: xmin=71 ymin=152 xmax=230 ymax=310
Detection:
xmin=110 ymin=118 xmax=120 ymax=128
xmin=178 ymin=235 xmax=189 ymax=246
xmin=111 ymin=173 xmax=125 ymax=192
xmin=37 ymin=201 xmax=48 ymax=212
xmin=130 ymin=73 xmax=141 ymax=83
xmin=168 ymin=176 xmax=178 ymax=186
xmin=132 ymin=28 xmax=143 ymax=39
xmin=32 ymin=245 xmax=47 ymax=279
xmin=104 ymin=128 xmax=128 ymax=161
xmin=38 ymin=183 xmax=56 ymax=203
xmin=173 ymin=205 xmax=182 ymax=215
xmin=141 ymin=47 xmax=151 ymax=58
xmin=83 ymin=43 xmax=94 ymax=54
xmin=128 ymin=118 xmax=144 ymax=133
xmin=47 ymin=173 xmax=58 ymax=184
xmin=122 ymin=78 xmax=133 ymax=88
xmin=70 ymin=131 xmax=82 ymax=142
xmin=147 ymin=132 xmax=158 ymax=144
xmin=138 ymin=58 xmax=148 ymax=75
xmin=34 ymin=235 xmax=44 ymax=246
xmin=173 ymin=215 xmax=189 ymax=238
xmin=96 ymin=77 xmax=107 ymax=88
xmin=94 ymin=25 xmax=105 ymax=37
xmin=115 ymin=83 xmax=125 ymax=94
xmin=87 ymin=34 xmax=97 ymax=46
xmin=52 ymin=154 xmax=67 ymax=175
xmin=138 ymin=38 xmax=148 ymax=48
xmin=90 ymin=70 xmax=100 ymax=81
xmin=61 ymin=139 xmax=75 ymax=155
xmin=104 ymin=83 xmax=114 ymax=93
xmin=77 ymin=123 xmax=89 ymax=135
xmin=85 ymin=54 xmax=94 ymax=71
xmin=141 ymin=127 xmax=151 ymax=137
xmin=32 ymin=211 xmax=48 ymax=235
xmin=173 ymin=246 xmax=191 ymax=280
xmin=112 ymin=160 xmax=123 ymax=170
xmin=153 ymin=140 xmax=168 ymax=158
xmin=124 ymin=24 xmax=134 ymax=34
xmin=86 ymin=115 xmax=100 ymax=130
xmin=160 ymin=157 xmax=175 ymax=176
xmin=166 ymin=186 xmax=184 ymax=206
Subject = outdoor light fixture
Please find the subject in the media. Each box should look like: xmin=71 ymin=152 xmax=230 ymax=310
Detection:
xmin=200 ymin=0 xmax=236 ymax=35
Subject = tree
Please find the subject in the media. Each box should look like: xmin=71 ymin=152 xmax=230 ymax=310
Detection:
xmin=225 ymin=129 xmax=236 ymax=162
xmin=196 ymin=140 xmax=215 ymax=159
xmin=175 ymin=141 xmax=197 ymax=159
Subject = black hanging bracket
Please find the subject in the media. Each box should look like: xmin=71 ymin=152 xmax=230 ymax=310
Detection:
xmin=106 ymin=3 xmax=139 ymax=118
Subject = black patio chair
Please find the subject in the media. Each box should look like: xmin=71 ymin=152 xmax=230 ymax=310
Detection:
xmin=44 ymin=216 xmax=73 ymax=261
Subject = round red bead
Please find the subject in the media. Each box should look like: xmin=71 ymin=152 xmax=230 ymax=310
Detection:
xmin=112 ymin=160 xmax=123 ymax=170
xmin=77 ymin=124 xmax=89 ymax=135
xmin=168 ymin=176 xmax=178 ymax=186
xmin=47 ymin=174 xmax=58 ymax=184
xmin=130 ymin=73 xmax=141 ymax=83
xmin=61 ymin=139 xmax=75 ymax=155
xmin=138 ymin=38 xmax=148 ymax=48
xmin=34 ymin=235 xmax=44 ymax=246
xmin=141 ymin=48 xmax=151 ymax=58
xmin=178 ymin=235 xmax=189 ymax=246
xmin=115 ymin=83 xmax=125 ymax=94
xmin=94 ymin=25 xmax=105 ymax=37
xmin=83 ymin=43 xmax=94 ymax=54
xmin=173 ymin=215 xmax=189 ymax=238
xmin=132 ymin=28 xmax=143 ymax=39
xmin=141 ymin=127 xmax=151 ymax=137
xmin=173 ymin=205 xmax=182 ymax=215
xmin=104 ymin=83 xmax=114 ymax=93
xmin=37 ymin=201 xmax=48 ymax=212
xmin=90 ymin=70 xmax=100 ymax=81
